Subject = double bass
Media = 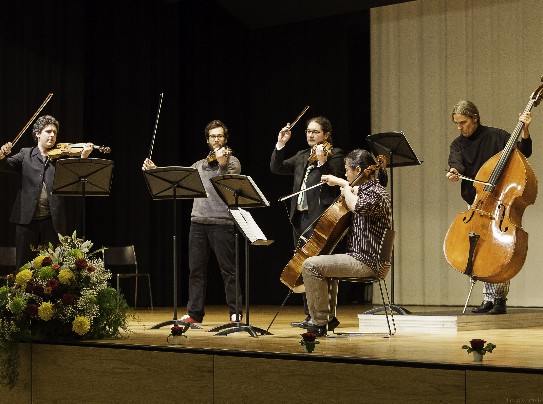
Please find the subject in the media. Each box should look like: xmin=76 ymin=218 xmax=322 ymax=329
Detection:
xmin=280 ymin=155 xmax=387 ymax=292
xmin=443 ymin=77 xmax=543 ymax=283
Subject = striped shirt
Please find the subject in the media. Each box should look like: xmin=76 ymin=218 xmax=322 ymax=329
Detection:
xmin=346 ymin=179 xmax=392 ymax=278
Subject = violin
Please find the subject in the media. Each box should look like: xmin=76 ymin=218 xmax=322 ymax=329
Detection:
xmin=280 ymin=154 xmax=387 ymax=291
xmin=207 ymin=146 xmax=233 ymax=166
xmin=46 ymin=142 xmax=111 ymax=159
xmin=307 ymin=141 xmax=332 ymax=164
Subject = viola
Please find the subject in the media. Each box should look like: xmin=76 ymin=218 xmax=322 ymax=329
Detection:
xmin=280 ymin=155 xmax=387 ymax=291
xmin=443 ymin=77 xmax=543 ymax=283
xmin=307 ymin=141 xmax=333 ymax=164
xmin=46 ymin=142 xmax=111 ymax=159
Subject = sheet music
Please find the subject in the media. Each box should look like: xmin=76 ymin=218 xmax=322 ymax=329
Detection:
xmin=247 ymin=176 xmax=270 ymax=207
xmin=231 ymin=208 xmax=268 ymax=244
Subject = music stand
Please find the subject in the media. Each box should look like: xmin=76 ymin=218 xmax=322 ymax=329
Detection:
xmin=207 ymin=174 xmax=273 ymax=337
xmin=143 ymin=166 xmax=206 ymax=330
xmin=366 ymin=132 xmax=422 ymax=315
xmin=52 ymin=158 xmax=114 ymax=239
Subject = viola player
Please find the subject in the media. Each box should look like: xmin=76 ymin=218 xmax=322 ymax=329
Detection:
xmin=0 ymin=115 xmax=94 ymax=269
xmin=446 ymin=100 xmax=533 ymax=314
xmin=270 ymin=116 xmax=345 ymax=329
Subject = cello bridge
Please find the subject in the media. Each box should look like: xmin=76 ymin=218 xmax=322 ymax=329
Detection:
xmin=472 ymin=208 xmax=495 ymax=220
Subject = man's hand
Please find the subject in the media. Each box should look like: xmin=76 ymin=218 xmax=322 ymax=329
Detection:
xmin=0 ymin=142 xmax=13 ymax=160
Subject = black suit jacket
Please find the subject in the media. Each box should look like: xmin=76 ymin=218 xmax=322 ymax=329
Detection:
xmin=270 ymin=146 xmax=345 ymax=224
xmin=0 ymin=147 xmax=66 ymax=234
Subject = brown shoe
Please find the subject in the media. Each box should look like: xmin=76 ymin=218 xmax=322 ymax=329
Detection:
xmin=472 ymin=300 xmax=494 ymax=313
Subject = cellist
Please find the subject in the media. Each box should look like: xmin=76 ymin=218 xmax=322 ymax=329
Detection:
xmin=301 ymin=149 xmax=392 ymax=336
xmin=445 ymin=100 xmax=534 ymax=315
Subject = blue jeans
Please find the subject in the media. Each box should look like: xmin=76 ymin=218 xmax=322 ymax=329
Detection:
xmin=187 ymin=222 xmax=241 ymax=322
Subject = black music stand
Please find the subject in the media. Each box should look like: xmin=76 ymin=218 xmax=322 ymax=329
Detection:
xmin=52 ymin=158 xmax=114 ymax=239
xmin=143 ymin=166 xmax=206 ymax=330
xmin=207 ymin=174 xmax=273 ymax=337
xmin=366 ymin=132 xmax=422 ymax=315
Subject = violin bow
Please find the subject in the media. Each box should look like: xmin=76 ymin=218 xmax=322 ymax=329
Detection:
xmin=147 ymin=92 xmax=163 ymax=160
xmin=278 ymin=181 xmax=325 ymax=201
xmin=11 ymin=93 xmax=53 ymax=146
xmin=288 ymin=105 xmax=309 ymax=129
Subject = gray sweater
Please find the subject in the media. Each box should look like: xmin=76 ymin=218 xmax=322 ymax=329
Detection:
xmin=190 ymin=156 xmax=241 ymax=225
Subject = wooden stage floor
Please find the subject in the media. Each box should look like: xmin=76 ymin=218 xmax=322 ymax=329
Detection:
xmin=101 ymin=304 xmax=543 ymax=372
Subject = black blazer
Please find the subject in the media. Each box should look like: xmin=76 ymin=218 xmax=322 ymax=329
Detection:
xmin=0 ymin=147 xmax=66 ymax=234
xmin=270 ymin=146 xmax=345 ymax=224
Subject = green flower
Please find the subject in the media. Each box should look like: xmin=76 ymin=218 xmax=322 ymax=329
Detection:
xmin=66 ymin=249 xmax=84 ymax=259
xmin=37 ymin=266 xmax=56 ymax=281
xmin=0 ymin=286 xmax=9 ymax=304
xmin=8 ymin=297 xmax=27 ymax=315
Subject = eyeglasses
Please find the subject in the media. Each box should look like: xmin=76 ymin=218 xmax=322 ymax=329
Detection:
xmin=209 ymin=134 xmax=225 ymax=139
xmin=305 ymin=129 xmax=322 ymax=135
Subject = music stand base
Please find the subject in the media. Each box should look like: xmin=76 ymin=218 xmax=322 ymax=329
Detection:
xmin=364 ymin=305 xmax=411 ymax=315
xmin=209 ymin=322 xmax=272 ymax=337
xmin=150 ymin=319 xmax=202 ymax=330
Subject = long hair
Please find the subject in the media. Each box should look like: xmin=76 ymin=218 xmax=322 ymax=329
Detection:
xmin=306 ymin=116 xmax=334 ymax=145
xmin=345 ymin=148 xmax=388 ymax=187
xmin=451 ymin=100 xmax=480 ymax=124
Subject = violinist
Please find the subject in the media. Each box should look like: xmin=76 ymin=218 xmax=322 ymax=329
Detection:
xmin=142 ymin=119 xmax=243 ymax=324
xmin=446 ymin=100 xmax=534 ymax=315
xmin=270 ymin=116 xmax=345 ymax=328
xmin=301 ymin=149 xmax=392 ymax=336
xmin=0 ymin=115 xmax=94 ymax=269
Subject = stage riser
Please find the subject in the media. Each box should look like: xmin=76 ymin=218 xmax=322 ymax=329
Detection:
xmin=2 ymin=343 xmax=543 ymax=403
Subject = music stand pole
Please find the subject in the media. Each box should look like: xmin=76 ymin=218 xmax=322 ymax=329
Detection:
xmin=144 ymin=167 xmax=206 ymax=330
xmin=365 ymin=132 xmax=422 ymax=315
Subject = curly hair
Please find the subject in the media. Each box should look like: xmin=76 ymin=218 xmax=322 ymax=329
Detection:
xmin=204 ymin=120 xmax=229 ymax=141
xmin=32 ymin=115 xmax=59 ymax=143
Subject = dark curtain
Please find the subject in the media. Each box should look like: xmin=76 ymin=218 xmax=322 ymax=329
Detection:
xmin=1 ymin=0 xmax=370 ymax=307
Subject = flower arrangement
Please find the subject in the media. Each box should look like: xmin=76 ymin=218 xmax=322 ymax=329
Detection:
xmin=462 ymin=338 xmax=496 ymax=361
xmin=300 ymin=332 xmax=320 ymax=353
xmin=0 ymin=232 xmax=130 ymax=389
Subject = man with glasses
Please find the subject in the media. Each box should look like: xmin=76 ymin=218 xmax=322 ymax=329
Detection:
xmin=270 ymin=116 xmax=345 ymax=330
xmin=446 ymin=100 xmax=533 ymax=315
xmin=143 ymin=120 xmax=242 ymax=324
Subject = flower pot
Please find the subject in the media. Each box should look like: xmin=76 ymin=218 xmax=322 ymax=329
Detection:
xmin=472 ymin=351 xmax=483 ymax=362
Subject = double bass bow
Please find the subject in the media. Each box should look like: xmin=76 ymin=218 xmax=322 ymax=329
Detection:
xmin=443 ymin=77 xmax=543 ymax=284
xmin=280 ymin=155 xmax=387 ymax=292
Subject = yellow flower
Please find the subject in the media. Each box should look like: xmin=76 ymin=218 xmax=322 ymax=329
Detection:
xmin=15 ymin=269 xmax=33 ymax=286
xmin=72 ymin=316 xmax=91 ymax=336
xmin=33 ymin=255 xmax=46 ymax=268
xmin=38 ymin=302 xmax=55 ymax=321
xmin=58 ymin=269 xmax=75 ymax=284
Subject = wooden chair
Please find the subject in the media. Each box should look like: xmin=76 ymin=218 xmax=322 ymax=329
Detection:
xmin=329 ymin=228 xmax=397 ymax=336
xmin=104 ymin=245 xmax=153 ymax=309
xmin=0 ymin=246 xmax=17 ymax=284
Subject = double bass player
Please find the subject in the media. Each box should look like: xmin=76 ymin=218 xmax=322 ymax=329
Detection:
xmin=445 ymin=100 xmax=534 ymax=315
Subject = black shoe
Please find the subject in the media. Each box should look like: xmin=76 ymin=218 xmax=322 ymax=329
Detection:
xmin=489 ymin=298 xmax=507 ymax=315
xmin=472 ymin=300 xmax=494 ymax=313
xmin=327 ymin=316 xmax=340 ymax=332
xmin=291 ymin=316 xmax=311 ymax=328
xmin=306 ymin=324 xmax=327 ymax=337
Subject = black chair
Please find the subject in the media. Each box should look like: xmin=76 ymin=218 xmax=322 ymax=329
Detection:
xmin=103 ymin=245 xmax=153 ymax=309
xmin=329 ymin=228 xmax=397 ymax=336
xmin=0 ymin=246 xmax=17 ymax=284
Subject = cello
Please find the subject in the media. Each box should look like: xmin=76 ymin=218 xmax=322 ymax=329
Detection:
xmin=443 ymin=77 xmax=543 ymax=284
xmin=280 ymin=155 xmax=387 ymax=292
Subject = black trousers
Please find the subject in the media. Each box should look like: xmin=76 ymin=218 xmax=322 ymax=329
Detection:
xmin=15 ymin=217 xmax=57 ymax=269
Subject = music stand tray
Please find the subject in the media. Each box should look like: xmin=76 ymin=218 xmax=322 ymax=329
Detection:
xmin=366 ymin=132 xmax=421 ymax=315
xmin=52 ymin=158 xmax=114 ymax=239
xmin=208 ymin=174 xmax=273 ymax=337
xmin=143 ymin=167 xmax=206 ymax=330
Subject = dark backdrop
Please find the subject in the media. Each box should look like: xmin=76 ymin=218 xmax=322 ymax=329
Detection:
xmin=0 ymin=0 xmax=371 ymax=307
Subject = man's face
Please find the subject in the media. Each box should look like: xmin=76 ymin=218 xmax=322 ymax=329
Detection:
xmin=36 ymin=124 xmax=57 ymax=150
xmin=207 ymin=127 xmax=226 ymax=150
xmin=453 ymin=113 xmax=478 ymax=137
xmin=305 ymin=121 xmax=329 ymax=147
